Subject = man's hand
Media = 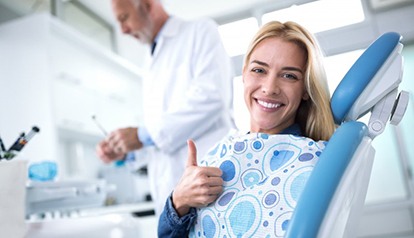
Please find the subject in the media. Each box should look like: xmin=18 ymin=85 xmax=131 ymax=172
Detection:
xmin=95 ymin=127 xmax=143 ymax=163
xmin=172 ymin=140 xmax=223 ymax=217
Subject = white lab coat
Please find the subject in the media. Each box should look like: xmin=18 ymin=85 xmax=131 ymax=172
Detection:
xmin=140 ymin=16 xmax=235 ymax=215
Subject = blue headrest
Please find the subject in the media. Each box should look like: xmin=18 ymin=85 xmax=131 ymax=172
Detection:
xmin=330 ymin=32 xmax=402 ymax=124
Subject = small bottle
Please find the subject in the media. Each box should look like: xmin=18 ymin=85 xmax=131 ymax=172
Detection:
xmin=28 ymin=161 xmax=57 ymax=181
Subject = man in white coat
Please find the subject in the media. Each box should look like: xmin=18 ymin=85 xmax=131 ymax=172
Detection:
xmin=96 ymin=0 xmax=235 ymax=216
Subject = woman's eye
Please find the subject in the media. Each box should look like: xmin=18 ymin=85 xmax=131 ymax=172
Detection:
xmin=283 ymin=73 xmax=298 ymax=80
xmin=252 ymin=68 xmax=265 ymax=74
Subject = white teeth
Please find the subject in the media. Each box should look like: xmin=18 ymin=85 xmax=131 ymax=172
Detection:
xmin=257 ymin=100 xmax=281 ymax=109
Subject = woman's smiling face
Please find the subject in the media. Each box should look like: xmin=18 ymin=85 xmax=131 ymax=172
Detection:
xmin=243 ymin=37 xmax=309 ymax=134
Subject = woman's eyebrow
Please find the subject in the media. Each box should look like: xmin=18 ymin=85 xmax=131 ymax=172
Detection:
xmin=282 ymin=66 xmax=304 ymax=74
xmin=250 ymin=60 xmax=269 ymax=67
xmin=250 ymin=60 xmax=304 ymax=74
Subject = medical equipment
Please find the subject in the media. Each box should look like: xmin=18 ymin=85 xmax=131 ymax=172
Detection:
xmin=285 ymin=32 xmax=409 ymax=237
xmin=26 ymin=180 xmax=110 ymax=217
xmin=1 ymin=126 xmax=40 ymax=160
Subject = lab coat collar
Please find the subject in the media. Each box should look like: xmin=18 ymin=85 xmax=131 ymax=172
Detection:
xmin=150 ymin=16 xmax=181 ymax=58
xmin=158 ymin=16 xmax=181 ymax=38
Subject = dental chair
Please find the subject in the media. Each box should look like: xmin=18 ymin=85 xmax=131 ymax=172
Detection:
xmin=285 ymin=32 xmax=409 ymax=238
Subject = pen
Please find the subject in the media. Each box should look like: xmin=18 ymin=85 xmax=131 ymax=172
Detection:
xmin=91 ymin=115 xmax=128 ymax=163
xmin=91 ymin=115 xmax=108 ymax=137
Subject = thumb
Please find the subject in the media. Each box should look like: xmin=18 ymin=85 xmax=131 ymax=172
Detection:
xmin=186 ymin=139 xmax=197 ymax=167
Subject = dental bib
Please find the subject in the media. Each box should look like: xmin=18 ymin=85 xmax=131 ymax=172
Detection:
xmin=190 ymin=132 xmax=326 ymax=238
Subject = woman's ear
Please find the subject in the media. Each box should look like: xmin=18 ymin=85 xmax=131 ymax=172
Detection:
xmin=302 ymin=93 xmax=310 ymax=100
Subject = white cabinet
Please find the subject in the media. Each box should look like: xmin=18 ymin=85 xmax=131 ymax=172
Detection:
xmin=0 ymin=13 xmax=144 ymax=163
xmin=47 ymin=22 xmax=144 ymax=135
xmin=46 ymin=14 xmax=143 ymax=135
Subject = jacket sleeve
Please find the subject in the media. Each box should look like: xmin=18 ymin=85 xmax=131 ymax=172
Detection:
xmin=158 ymin=193 xmax=197 ymax=238
xmin=147 ymin=19 xmax=234 ymax=155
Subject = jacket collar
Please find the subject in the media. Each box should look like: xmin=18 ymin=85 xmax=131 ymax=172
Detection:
xmin=155 ymin=16 xmax=181 ymax=41
xmin=150 ymin=16 xmax=181 ymax=58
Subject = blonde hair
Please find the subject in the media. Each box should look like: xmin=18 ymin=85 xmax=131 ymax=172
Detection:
xmin=243 ymin=21 xmax=335 ymax=141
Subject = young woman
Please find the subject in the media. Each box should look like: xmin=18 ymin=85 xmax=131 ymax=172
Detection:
xmin=158 ymin=21 xmax=336 ymax=237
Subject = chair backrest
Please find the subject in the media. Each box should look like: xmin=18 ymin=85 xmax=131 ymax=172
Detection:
xmin=285 ymin=32 xmax=409 ymax=238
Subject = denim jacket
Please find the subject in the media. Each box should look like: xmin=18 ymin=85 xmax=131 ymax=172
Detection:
xmin=158 ymin=193 xmax=197 ymax=237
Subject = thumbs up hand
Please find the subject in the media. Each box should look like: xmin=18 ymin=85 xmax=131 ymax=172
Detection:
xmin=172 ymin=140 xmax=224 ymax=217
xmin=186 ymin=139 xmax=198 ymax=167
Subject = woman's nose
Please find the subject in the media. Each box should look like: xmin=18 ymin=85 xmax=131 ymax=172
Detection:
xmin=261 ymin=77 xmax=280 ymax=95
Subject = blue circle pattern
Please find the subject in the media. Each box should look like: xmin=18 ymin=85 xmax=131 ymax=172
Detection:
xmin=202 ymin=215 xmax=216 ymax=238
xmin=270 ymin=150 xmax=295 ymax=171
xmin=265 ymin=193 xmax=277 ymax=205
xmin=298 ymin=153 xmax=314 ymax=162
xmin=251 ymin=139 xmax=264 ymax=152
xmin=225 ymin=195 xmax=262 ymax=237
xmin=291 ymin=171 xmax=312 ymax=201
xmin=218 ymin=156 xmax=241 ymax=187
xmin=218 ymin=191 xmax=236 ymax=206
xmin=214 ymin=188 xmax=239 ymax=212
xmin=190 ymin=133 xmax=327 ymax=238
xmin=229 ymin=201 xmax=256 ymax=235
xmin=271 ymin=177 xmax=281 ymax=186
xmin=220 ymin=144 xmax=228 ymax=158
xmin=241 ymin=169 xmax=263 ymax=188
xmin=274 ymin=212 xmax=293 ymax=237
xmin=220 ymin=160 xmax=236 ymax=182
xmin=262 ymin=190 xmax=280 ymax=209
xmin=233 ymin=141 xmax=247 ymax=154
